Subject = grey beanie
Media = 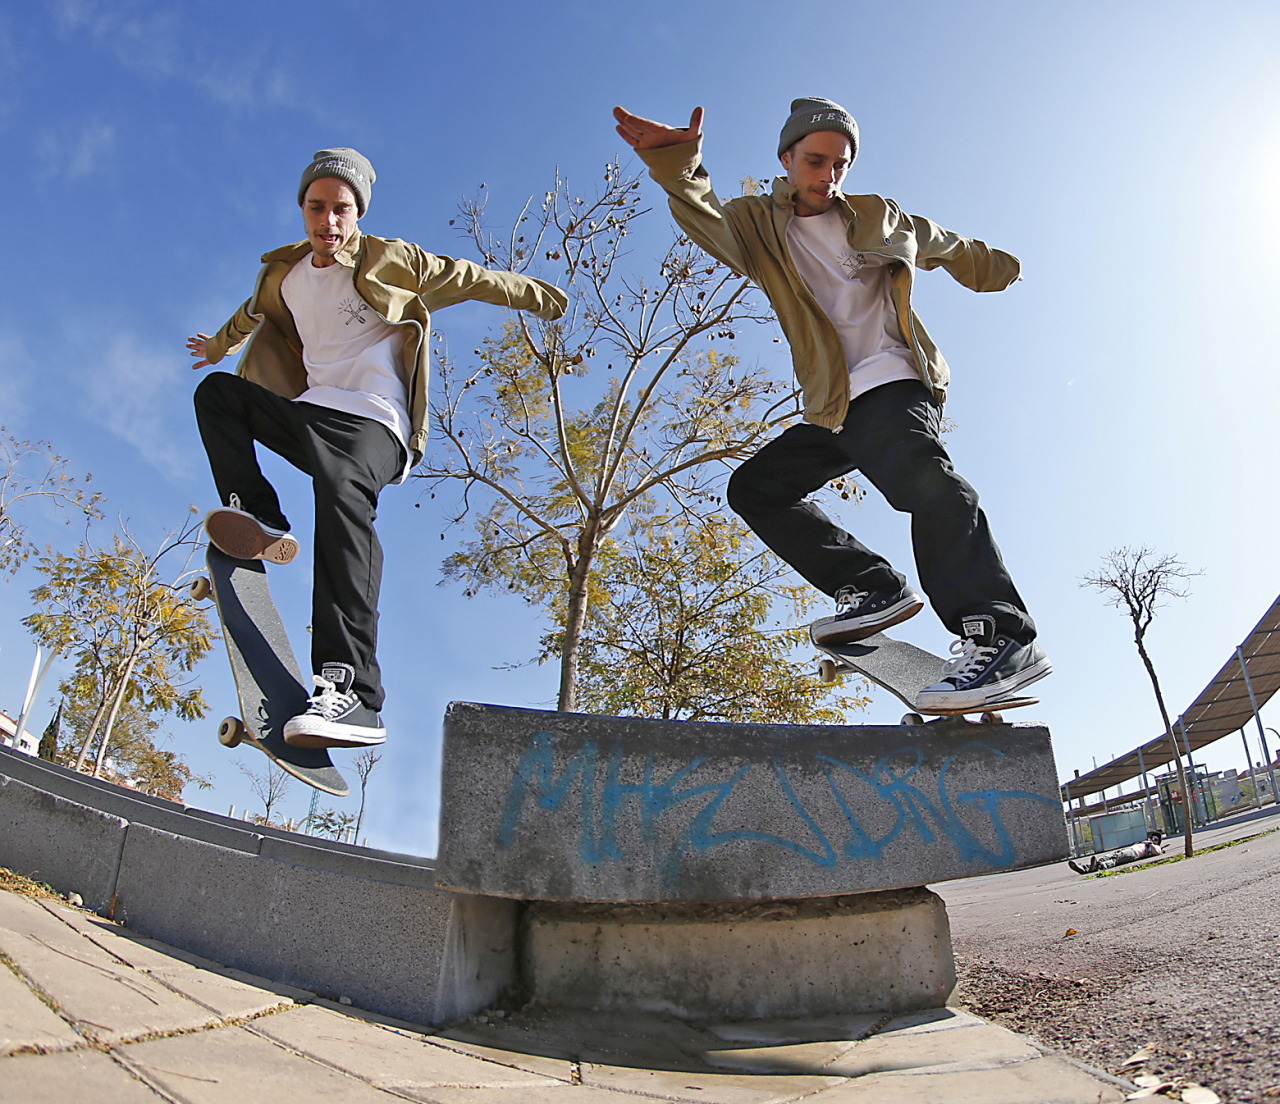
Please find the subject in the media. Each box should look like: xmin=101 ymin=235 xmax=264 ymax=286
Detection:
xmin=777 ymin=97 xmax=859 ymax=161
xmin=297 ymin=148 xmax=376 ymax=216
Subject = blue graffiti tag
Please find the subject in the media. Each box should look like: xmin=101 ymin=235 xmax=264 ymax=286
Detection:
xmin=497 ymin=730 xmax=1058 ymax=883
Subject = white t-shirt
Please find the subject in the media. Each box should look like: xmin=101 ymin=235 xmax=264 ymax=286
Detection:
xmin=281 ymin=257 xmax=411 ymax=481
xmin=785 ymin=206 xmax=918 ymax=401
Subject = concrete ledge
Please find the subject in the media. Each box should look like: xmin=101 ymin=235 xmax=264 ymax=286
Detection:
xmin=0 ymin=747 xmax=512 ymax=1025
xmin=522 ymin=888 xmax=955 ymax=1020
xmin=437 ymin=702 xmax=1069 ymax=902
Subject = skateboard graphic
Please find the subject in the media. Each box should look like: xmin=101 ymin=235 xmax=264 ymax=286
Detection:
xmin=192 ymin=547 xmax=349 ymax=796
xmin=813 ymin=630 xmax=1037 ymax=725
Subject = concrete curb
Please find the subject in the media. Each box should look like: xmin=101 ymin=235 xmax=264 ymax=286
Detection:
xmin=0 ymin=746 xmax=510 ymax=1025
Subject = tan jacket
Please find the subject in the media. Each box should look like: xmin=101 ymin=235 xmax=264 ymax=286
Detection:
xmin=203 ymin=231 xmax=568 ymax=463
xmin=637 ymin=137 xmax=1020 ymax=430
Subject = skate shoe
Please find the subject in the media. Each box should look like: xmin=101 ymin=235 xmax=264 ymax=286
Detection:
xmin=914 ymin=614 xmax=1051 ymax=712
xmin=809 ymin=583 xmax=924 ymax=647
xmin=204 ymin=494 xmax=298 ymax=564
xmin=283 ymin=662 xmax=386 ymax=749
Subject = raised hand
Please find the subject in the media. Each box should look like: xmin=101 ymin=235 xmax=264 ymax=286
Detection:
xmin=187 ymin=333 xmax=212 ymax=370
xmin=613 ymin=105 xmax=703 ymax=150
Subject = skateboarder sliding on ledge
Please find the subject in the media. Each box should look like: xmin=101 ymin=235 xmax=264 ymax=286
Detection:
xmin=187 ymin=148 xmax=567 ymax=749
xmin=613 ymin=98 xmax=1050 ymax=713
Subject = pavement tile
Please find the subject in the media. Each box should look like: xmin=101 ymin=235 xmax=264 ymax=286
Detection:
xmin=0 ymin=890 xmax=218 ymax=1044
xmin=702 ymin=1038 xmax=857 ymax=1074
xmin=115 ymin=1025 xmax=397 ymax=1102
xmin=707 ymin=1014 xmax=882 ymax=1046
xmin=823 ymin=1020 xmax=1039 ymax=1076
xmin=252 ymin=1004 xmax=565 ymax=1090
xmin=425 ymin=1085 xmax=666 ymax=1102
xmin=797 ymin=1054 xmax=1127 ymax=1103
xmin=0 ymin=1049 xmax=164 ymax=1102
xmin=581 ymin=1061 xmax=843 ymax=1104
xmin=39 ymin=901 xmax=296 ymax=1021
xmin=0 ymin=962 xmax=82 ymax=1055
xmin=876 ymin=1006 xmax=986 ymax=1034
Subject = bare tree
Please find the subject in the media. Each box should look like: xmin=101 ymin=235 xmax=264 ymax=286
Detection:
xmin=0 ymin=427 xmax=102 ymax=577
xmin=352 ymin=748 xmax=381 ymax=845
xmin=1081 ymin=546 xmax=1202 ymax=857
xmin=419 ymin=160 xmax=796 ymax=711
xmin=239 ymin=760 xmax=293 ymax=826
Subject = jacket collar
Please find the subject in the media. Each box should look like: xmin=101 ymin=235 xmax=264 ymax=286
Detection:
xmin=260 ymin=229 xmax=363 ymax=268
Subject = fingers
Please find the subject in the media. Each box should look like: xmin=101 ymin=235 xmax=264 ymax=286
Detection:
xmin=688 ymin=105 xmax=704 ymax=135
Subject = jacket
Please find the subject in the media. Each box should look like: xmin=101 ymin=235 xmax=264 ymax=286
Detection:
xmin=637 ymin=137 xmax=1020 ymax=430
xmin=203 ymin=231 xmax=568 ymax=464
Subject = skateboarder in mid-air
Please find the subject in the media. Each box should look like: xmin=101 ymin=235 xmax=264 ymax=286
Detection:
xmin=613 ymin=98 xmax=1050 ymax=712
xmin=188 ymin=148 xmax=567 ymax=748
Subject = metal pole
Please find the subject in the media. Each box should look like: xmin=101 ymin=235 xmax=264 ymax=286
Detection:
xmin=1236 ymin=645 xmax=1280 ymax=809
xmin=1177 ymin=719 xmax=1201 ymax=827
xmin=1063 ymin=780 xmax=1080 ymax=856
xmin=1136 ymin=745 xmax=1155 ymax=829
xmin=1242 ymin=731 xmax=1261 ymax=811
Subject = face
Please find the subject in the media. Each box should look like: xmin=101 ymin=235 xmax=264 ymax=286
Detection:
xmin=301 ymin=178 xmax=360 ymax=266
xmin=780 ymin=131 xmax=853 ymax=217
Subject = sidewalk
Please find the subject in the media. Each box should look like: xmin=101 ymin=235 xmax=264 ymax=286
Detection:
xmin=0 ymin=885 xmax=1128 ymax=1103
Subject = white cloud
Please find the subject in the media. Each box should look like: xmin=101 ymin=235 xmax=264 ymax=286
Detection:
xmin=37 ymin=120 xmax=116 ymax=179
xmin=84 ymin=331 xmax=196 ymax=479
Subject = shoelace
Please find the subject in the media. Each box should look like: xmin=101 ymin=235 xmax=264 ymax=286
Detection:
xmin=229 ymin=492 xmax=243 ymax=511
xmin=304 ymin=675 xmax=348 ymax=718
xmin=940 ymin=637 xmax=998 ymax=683
xmin=833 ymin=586 xmax=868 ymax=613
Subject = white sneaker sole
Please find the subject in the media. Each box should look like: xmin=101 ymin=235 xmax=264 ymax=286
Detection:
xmin=205 ymin=509 xmax=299 ymax=564
xmin=809 ymin=593 xmax=925 ymax=647
xmin=283 ymin=717 xmax=386 ymax=749
xmin=915 ymin=656 xmax=1053 ymax=711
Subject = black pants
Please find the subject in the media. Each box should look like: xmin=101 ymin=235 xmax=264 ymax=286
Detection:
xmin=193 ymin=372 xmax=405 ymax=710
xmin=726 ymin=380 xmax=1035 ymax=643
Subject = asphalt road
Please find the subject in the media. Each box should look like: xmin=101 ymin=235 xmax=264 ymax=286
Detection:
xmin=935 ymin=805 xmax=1280 ymax=1103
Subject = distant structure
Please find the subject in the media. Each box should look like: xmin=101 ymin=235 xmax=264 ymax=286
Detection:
xmin=0 ymin=710 xmax=37 ymax=756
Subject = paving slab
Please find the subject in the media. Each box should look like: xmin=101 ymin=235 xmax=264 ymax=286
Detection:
xmin=0 ymin=1048 xmax=164 ymax=1102
xmin=116 ymin=1025 xmax=399 ymax=1102
xmin=252 ymin=1003 xmax=567 ymax=1091
xmin=36 ymin=900 xmax=296 ymax=1021
xmin=0 ymin=891 xmax=218 ymax=1044
xmin=0 ymin=962 xmax=82 ymax=1055
xmin=437 ymin=702 xmax=1066 ymax=902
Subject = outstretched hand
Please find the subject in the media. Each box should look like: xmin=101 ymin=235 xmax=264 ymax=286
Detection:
xmin=613 ymin=105 xmax=703 ymax=150
xmin=187 ymin=333 xmax=211 ymax=370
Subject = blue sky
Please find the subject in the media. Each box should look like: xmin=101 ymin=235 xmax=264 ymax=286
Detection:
xmin=2 ymin=0 xmax=1280 ymax=854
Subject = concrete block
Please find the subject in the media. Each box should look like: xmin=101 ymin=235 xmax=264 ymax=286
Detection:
xmin=112 ymin=823 xmax=515 ymax=1025
xmin=522 ymin=889 xmax=955 ymax=1021
xmin=437 ymin=702 xmax=1068 ymax=902
xmin=259 ymin=835 xmax=437 ymax=888
xmin=0 ymin=775 xmax=126 ymax=912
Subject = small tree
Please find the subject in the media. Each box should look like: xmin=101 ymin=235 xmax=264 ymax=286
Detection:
xmin=352 ymin=748 xmax=381 ymax=845
xmin=571 ymin=514 xmax=867 ymax=723
xmin=240 ymin=760 xmax=293 ymax=826
xmin=37 ymin=701 xmax=61 ymax=761
xmin=0 ymin=428 xmax=102 ymax=578
xmin=420 ymin=161 xmax=796 ymax=711
xmin=310 ymin=807 xmax=357 ymax=842
xmin=23 ymin=512 xmax=214 ymax=775
xmin=1082 ymin=546 xmax=1201 ymax=857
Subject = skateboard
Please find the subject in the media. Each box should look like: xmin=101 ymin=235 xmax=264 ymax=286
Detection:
xmin=192 ymin=547 xmax=349 ymax=796
xmin=812 ymin=630 xmax=1037 ymax=725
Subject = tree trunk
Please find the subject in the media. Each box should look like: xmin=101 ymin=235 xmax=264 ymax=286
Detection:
xmin=93 ymin=652 xmax=140 ymax=778
xmin=1137 ymin=638 xmax=1195 ymax=858
xmin=558 ymin=529 xmax=600 ymax=712
xmin=73 ymin=683 xmax=117 ymax=772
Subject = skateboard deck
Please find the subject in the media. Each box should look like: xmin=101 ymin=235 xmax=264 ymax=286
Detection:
xmin=813 ymin=630 xmax=1037 ymax=723
xmin=198 ymin=547 xmax=348 ymax=796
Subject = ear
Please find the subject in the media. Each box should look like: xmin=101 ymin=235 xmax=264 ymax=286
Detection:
xmin=779 ymin=148 xmax=792 ymax=173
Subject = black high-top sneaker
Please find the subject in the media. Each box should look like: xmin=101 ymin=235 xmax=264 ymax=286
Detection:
xmin=283 ymin=662 xmax=385 ymax=748
xmin=809 ymin=583 xmax=924 ymax=647
xmin=914 ymin=614 xmax=1051 ymax=711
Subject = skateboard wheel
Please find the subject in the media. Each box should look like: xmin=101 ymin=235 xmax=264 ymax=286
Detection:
xmin=218 ymin=717 xmax=246 ymax=747
xmin=980 ymin=711 xmax=1004 ymax=724
xmin=901 ymin=712 xmax=924 ymax=726
xmin=818 ymin=658 xmax=838 ymax=684
xmin=190 ymin=576 xmax=212 ymax=601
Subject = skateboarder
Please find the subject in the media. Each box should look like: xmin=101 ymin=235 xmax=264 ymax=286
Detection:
xmin=187 ymin=148 xmax=567 ymax=748
xmin=613 ymin=98 xmax=1049 ymax=711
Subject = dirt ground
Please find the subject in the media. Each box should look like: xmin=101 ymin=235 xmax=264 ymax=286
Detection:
xmin=941 ymin=821 xmax=1280 ymax=1104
